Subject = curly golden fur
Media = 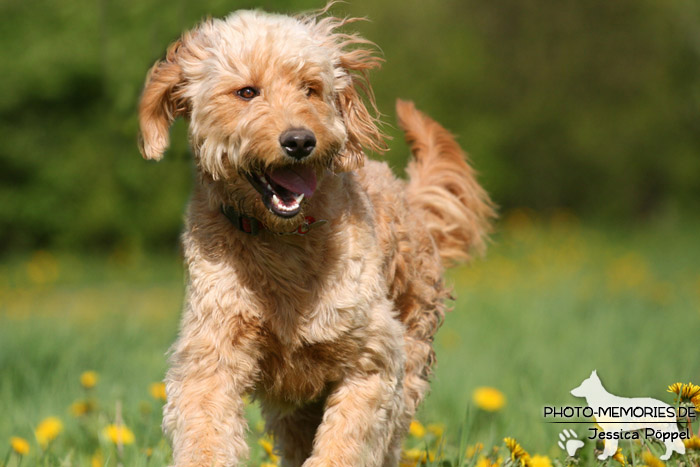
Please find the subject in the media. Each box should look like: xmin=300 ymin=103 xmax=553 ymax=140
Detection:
xmin=138 ymin=6 xmax=494 ymax=467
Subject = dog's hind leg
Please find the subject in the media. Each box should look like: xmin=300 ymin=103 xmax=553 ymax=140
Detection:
xmin=382 ymin=336 xmax=434 ymax=466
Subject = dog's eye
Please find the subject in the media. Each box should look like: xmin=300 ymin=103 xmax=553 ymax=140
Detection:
xmin=305 ymin=85 xmax=319 ymax=98
xmin=236 ymin=87 xmax=259 ymax=101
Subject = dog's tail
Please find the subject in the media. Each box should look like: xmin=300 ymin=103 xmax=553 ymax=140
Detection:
xmin=397 ymin=99 xmax=495 ymax=266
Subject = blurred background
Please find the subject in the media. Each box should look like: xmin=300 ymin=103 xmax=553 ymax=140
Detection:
xmin=2 ymin=0 xmax=699 ymax=254
xmin=1 ymin=0 xmax=700 ymax=465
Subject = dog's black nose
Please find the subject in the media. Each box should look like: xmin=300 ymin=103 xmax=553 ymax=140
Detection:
xmin=279 ymin=128 xmax=316 ymax=160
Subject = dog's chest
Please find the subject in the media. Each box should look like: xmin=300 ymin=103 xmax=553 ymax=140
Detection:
xmin=256 ymin=329 xmax=362 ymax=404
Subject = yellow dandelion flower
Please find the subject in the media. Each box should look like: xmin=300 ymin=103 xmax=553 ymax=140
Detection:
xmin=255 ymin=419 xmax=265 ymax=433
xmin=149 ymin=382 xmax=167 ymax=401
xmin=612 ymin=447 xmax=626 ymax=466
xmin=258 ymin=437 xmax=279 ymax=463
xmin=475 ymin=455 xmax=501 ymax=467
xmin=606 ymin=253 xmax=650 ymax=292
xmin=504 ymin=437 xmax=530 ymax=466
xmin=530 ymin=455 xmax=552 ymax=467
xmin=261 ymin=463 xmax=278 ymax=467
xmin=402 ymin=449 xmax=422 ymax=462
xmin=103 ymin=424 xmax=135 ymax=445
xmin=402 ymin=448 xmax=435 ymax=463
xmin=426 ymin=423 xmax=444 ymax=438
xmin=692 ymin=395 xmax=700 ymax=411
xmin=10 ymin=436 xmax=30 ymax=455
xmin=25 ymin=250 xmax=59 ymax=284
xmin=70 ymin=399 xmax=94 ymax=417
xmin=473 ymin=387 xmax=506 ymax=412
xmin=258 ymin=437 xmax=274 ymax=456
xmin=642 ymin=451 xmax=665 ymax=467
xmin=667 ymin=382 xmax=700 ymax=402
xmin=35 ymin=416 xmax=63 ymax=448
xmin=80 ymin=371 xmax=98 ymax=389
xmin=466 ymin=442 xmax=484 ymax=458
xmin=409 ymin=420 xmax=426 ymax=438
xmin=684 ymin=436 xmax=700 ymax=450
xmin=91 ymin=450 xmax=104 ymax=467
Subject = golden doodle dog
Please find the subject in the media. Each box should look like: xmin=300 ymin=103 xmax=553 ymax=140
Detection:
xmin=138 ymin=5 xmax=494 ymax=466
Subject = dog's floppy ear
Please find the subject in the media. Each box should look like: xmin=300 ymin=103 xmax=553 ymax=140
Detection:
xmin=138 ymin=38 xmax=189 ymax=161
xmin=335 ymin=48 xmax=387 ymax=172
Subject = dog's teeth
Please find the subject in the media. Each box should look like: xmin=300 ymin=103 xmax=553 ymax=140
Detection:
xmin=271 ymin=193 xmax=301 ymax=213
xmin=294 ymin=193 xmax=304 ymax=203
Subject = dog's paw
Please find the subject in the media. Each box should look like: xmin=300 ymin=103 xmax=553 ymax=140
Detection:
xmin=557 ymin=429 xmax=584 ymax=457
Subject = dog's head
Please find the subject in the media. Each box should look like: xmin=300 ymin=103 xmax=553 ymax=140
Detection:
xmin=138 ymin=8 xmax=385 ymax=229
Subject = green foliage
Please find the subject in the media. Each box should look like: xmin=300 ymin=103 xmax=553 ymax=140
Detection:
xmin=1 ymin=0 xmax=699 ymax=254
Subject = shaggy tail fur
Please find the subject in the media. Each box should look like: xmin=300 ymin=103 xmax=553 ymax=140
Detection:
xmin=397 ymin=99 xmax=495 ymax=265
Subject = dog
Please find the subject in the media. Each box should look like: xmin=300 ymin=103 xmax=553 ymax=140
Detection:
xmin=138 ymin=5 xmax=494 ymax=466
xmin=571 ymin=370 xmax=686 ymax=461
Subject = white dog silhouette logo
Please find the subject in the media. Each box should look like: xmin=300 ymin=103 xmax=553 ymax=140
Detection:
xmin=571 ymin=370 xmax=686 ymax=460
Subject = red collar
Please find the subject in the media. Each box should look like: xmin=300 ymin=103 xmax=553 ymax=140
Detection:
xmin=220 ymin=205 xmax=326 ymax=236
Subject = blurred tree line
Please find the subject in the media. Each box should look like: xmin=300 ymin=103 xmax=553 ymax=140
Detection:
xmin=1 ymin=0 xmax=699 ymax=255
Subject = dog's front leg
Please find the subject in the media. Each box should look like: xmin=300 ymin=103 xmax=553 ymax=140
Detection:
xmin=163 ymin=301 xmax=259 ymax=467
xmin=303 ymin=313 xmax=406 ymax=467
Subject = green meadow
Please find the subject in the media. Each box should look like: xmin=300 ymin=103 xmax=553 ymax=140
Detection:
xmin=1 ymin=214 xmax=699 ymax=466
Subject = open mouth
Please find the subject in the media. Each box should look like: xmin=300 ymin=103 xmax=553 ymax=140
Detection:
xmin=246 ymin=165 xmax=317 ymax=218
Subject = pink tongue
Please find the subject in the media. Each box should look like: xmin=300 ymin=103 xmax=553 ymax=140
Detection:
xmin=267 ymin=165 xmax=317 ymax=198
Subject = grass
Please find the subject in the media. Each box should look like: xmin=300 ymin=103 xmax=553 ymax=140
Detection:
xmin=1 ymin=212 xmax=699 ymax=466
